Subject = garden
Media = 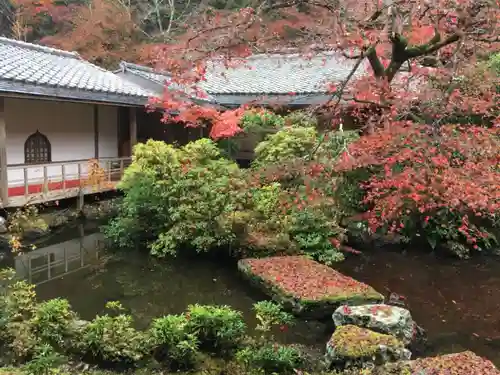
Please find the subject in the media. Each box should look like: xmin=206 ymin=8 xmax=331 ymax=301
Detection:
xmin=3 ymin=75 xmax=499 ymax=373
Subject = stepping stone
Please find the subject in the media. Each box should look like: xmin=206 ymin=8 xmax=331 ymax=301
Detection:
xmin=411 ymin=351 xmax=500 ymax=375
xmin=238 ymin=256 xmax=383 ymax=319
xmin=325 ymin=325 xmax=411 ymax=369
xmin=332 ymin=303 xmax=419 ymax=345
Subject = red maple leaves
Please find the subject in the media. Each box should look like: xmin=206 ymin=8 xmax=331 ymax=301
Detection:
xmin=336 ymin=123 xmax=500 ymax=252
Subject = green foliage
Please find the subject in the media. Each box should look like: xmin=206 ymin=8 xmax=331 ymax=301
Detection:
xmin=30 ymin=299 xmax=76 ymax=352
xmin=253 ymin=301 xmax=293 ymax=334
xmin=23 ymin=344 xmax=66 ymax=375
xmin=253 ymin=127 xmax=318 ymax=167
xmin=236 ymin=302 xmax=302 ymax=374
xmin=289 ymin=206 xmax=345 ymax=265
xmin=319 ymin=130 xmax=361 ymax=161
xmin=251 ymin=183 xmax=282 ymax=219
xmin=79 ymin=302 xmax=145 ymax=365
xmin=0 ymin=271 xmax=38 ymax=361
xmin=104 ymin=139 xmax=247 ymax=257
xmin=218 ymin=109 xmax=283 ymax=157
xmin=488 ymin=52 xmax=500 ymax=76
xmin=185 ymin=304 xmax=247 ymax=355
xmin=240 ymin=110 xmax=285 ymax=133
xmin=284 ymin=111 xmax=318 ymax=128
xmin=0 ymin=269 xmax=323 ymax=375
xmin=148 ymin=314 xmax=199 ymax=370
xmin=236 ymin=343 xmax=304 ymax=374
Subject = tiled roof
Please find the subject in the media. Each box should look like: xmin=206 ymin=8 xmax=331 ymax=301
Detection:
xmin=118 ymin=52 xmax=366 ymax=106
xmin=202 ymin=53 xmax=366 ymax=95
xmin=118 ymin=61 xmax=172 ymax=86
xmin=116 ymin=61 xmax=215 ymax=103
xmin=0 ymin=37 xmax=155 ymax=105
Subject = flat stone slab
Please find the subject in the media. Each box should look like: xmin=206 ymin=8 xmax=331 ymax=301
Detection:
xmin=326 ymin=325 xmax=411 ymax=369
xmin=410 ymin=351 xmax=500 ymax=374
xmin=238 ymin=256 xmax=384 ymax=319
xmin=333 ymin=304 xmax=417 ymax=345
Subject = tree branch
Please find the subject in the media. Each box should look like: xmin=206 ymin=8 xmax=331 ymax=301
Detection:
xmin=366 ymin=46 xmax=385 ymax=78
xmin=406 ymin=34 xmax=461 ymax=58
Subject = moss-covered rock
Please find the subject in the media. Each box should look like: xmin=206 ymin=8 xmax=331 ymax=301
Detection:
xmin=325 ymin=325 xmax=411 ymax=369
xmin=238 ymin=256 xmax=383 ymax=319
xmin=332 ymin=304 xmax=419 ymax=346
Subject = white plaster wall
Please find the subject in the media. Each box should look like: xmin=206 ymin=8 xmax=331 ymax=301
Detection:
xmin=4 ymin=98 xmax=119 ymax=186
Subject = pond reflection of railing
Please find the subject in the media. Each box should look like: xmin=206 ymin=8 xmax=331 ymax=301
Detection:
xmin=15 ymin=226 xmax=105 ymax=285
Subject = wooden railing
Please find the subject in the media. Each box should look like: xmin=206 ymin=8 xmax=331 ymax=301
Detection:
xmin=3 ymin=157 xmax=132 ymax=207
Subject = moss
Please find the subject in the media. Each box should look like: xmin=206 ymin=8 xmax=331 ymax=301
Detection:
xmin=329 ymin=325 xmax=404 ymax=359
xmin=238 ymin=256 xmax=383 ymax=319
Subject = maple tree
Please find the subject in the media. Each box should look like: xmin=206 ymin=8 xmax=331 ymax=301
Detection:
xmin=7 ymin=0 xmax=77 ymax=41
xmin=149 ymin=0 xmax=499 ymax=136
xmin=40 ymin=0 xmax=145 ymax=67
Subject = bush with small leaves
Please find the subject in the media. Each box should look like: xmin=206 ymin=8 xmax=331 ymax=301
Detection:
xmin=236 ymin=343 xmax=304 ymax=374
xmin=79 ymin=302 xmax=145 ymax=366
xmin=253 ymin=301 xmax=294 ymax=336
xmin=23 ymin=344 xmax=66 ymax=375
xmin=253 ymin=126 xmax=319 ymax=168
xmin=0 ymin=270 xmax=39 ymax=362
xmin=185 ymin=304 xmax=246 ymax=356
xmin=148 ymin=314 xmax=199 ymax=370
xmin=30 ymin=299 xmax=77 ymax=352
xmin=105 ymin=139 xmax=247 ymax=257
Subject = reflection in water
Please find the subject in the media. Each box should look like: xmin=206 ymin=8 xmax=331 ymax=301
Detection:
xmin=14 ymin=225 xmax=105 ymax=285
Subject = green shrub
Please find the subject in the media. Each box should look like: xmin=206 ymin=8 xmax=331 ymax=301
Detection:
xmin=284 ymin=111 xmax=318 ymax=128
xmin=185 ymin=304 xmax=247 ymax=355
xmin=0 ymin=270 xmax=38 ymax=361
xmin=253 ymin=127 xmax=318 ymax=167
xmin=319 ymin=130 xmax=360 ymax=160
xmin=240 ymin=109 xmax=284 ymax=133
xmin=218 ymin=109 xmax=283 ymax=158
xmin=30 ymin=299 xmax=76 ymax=352
xmin=148 ymin=314 xmax=199 ymax=370
xmin=79 ymin=302 xmax=145 ymax=365
xmin=236 ymin=343 xmax=304 ymax=374
xmin=104 ymin=139 xmax=247 ymax=257
xmin=23 ymin=344 xmax=66 ymax=375
xmin=253 ymin=301 xmax=293 ymax=335
xmin=288 ymin=205 xmax=346 ymax=265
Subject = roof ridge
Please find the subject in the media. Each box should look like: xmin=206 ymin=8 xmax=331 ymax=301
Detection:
xmin=120 ymin=61 xmax=169 ymax=75
xmin=208 ymin=51 xmax=342 ymax=63
xmin=0 ymin=37 xmax=80 ymax=60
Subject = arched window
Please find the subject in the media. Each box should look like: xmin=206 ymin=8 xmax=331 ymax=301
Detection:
xmin=24 ymin=130 xmax=51 ymax=164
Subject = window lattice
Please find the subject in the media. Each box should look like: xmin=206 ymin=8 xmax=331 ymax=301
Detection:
xmin=24 ymin=131 xmax=51 ymax=164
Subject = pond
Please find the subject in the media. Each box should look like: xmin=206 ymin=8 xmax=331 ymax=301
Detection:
xmin=3 ymin=224 xmax=500 ymax=366
xmin=2 ymin=224 xmax=329 ymax=348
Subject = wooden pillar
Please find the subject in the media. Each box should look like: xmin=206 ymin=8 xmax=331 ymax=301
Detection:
xmin=129 ymin=107 xmax=137 ymax=156
xmin=93 ymin=105 xmax=99 ymax=158
xmin=0 ymin=98 xmax=8 ymax=205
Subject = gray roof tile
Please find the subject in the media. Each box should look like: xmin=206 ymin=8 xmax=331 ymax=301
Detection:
xmin=118 ymin=52 xmax=367 ymax=105
xmin=202 ymin=52 xmax=366 ymax=95
xmin=0 ymin=37 xmax=155 ymax=105
xmin=117 ymin=61 xmax=215 ymax=102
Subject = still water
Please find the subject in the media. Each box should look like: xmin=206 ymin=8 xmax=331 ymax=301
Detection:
xmin=5 ymin=224 xmax=328 ymax=347
xmin=4 ymin=225 xmax=500 ymax=365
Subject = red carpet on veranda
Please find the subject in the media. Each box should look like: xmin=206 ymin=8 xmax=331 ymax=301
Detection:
xmin=7 ymin=179 xmax=82 ymax=197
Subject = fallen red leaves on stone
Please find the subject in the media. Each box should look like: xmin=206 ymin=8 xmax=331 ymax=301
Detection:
xmin=242 ymin=256 xmax=377 ymax=301
xmin=411 ymin=351 xmax=500 ymax=375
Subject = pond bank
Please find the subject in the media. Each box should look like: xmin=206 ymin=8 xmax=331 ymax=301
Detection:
xmin=3 ymin=224 xmax=500 ymax=367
